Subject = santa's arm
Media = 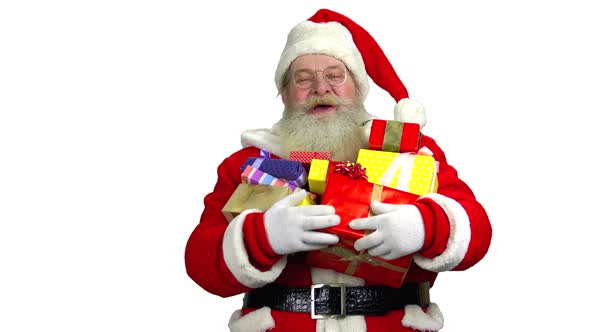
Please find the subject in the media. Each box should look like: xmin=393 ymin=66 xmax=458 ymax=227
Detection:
xmin=184 ymin=148 xmax=286 ymax=297
xmin=412 ymin=135 xmax=492 ymax=272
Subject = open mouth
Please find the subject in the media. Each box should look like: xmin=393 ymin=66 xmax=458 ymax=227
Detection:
xmin=311 ymin=104 xmax=337 ymax=114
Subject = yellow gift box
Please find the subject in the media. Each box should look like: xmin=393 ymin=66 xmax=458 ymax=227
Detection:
xmin=356 ymin=149 xmax=438 ymax=196
xmin=308 ymin=159 xmax=331 ymax=195
xmin=294 ymin=187 xmax=317 ymax=206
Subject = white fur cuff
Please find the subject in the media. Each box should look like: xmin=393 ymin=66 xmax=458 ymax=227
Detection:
xmin=228 ymin=307 xmax=275 ymax=332
xmin=414 ymin=193 xmax=471 ymax=272
xmin=402 ymin=303 xmax=444 ymax=331
xmin=222 ymin=209 xmax=287 ymax=288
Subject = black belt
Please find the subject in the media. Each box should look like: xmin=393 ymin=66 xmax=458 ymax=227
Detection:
xmin=243 ymin=282 xmax=430 ymax=319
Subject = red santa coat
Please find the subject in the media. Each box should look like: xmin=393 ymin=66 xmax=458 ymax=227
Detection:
xmin=185 ymin=128 xmax=492 ymax=332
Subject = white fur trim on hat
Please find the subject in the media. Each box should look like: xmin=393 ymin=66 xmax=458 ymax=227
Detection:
xmin=222 ymin=209 xmax=287 ymax=288
xmin=394 ymin=98 xmax=427 ymax=129
xmin=275 ymin=21 xmax=370 ymax=101
xmin=414 ymin=193 xmax=471 ymax=272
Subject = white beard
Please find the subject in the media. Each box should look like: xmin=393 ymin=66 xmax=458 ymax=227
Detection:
xmin=272 ymin=98 xmax=372 ymax=161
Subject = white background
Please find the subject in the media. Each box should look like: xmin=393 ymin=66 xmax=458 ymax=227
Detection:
xmin=1 ymin=1 xmax=589 ymax=331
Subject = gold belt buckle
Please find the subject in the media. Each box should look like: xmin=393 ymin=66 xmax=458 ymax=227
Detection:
xmin=310 ymin=283 xmax=346 ymax=319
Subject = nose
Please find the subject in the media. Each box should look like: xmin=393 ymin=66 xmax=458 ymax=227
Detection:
xmin=312 ymin=74 xmax=333 ymax=96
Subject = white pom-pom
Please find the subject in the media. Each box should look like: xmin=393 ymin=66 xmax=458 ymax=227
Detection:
xmin=394 ymin=98 xmax=426 ymax=129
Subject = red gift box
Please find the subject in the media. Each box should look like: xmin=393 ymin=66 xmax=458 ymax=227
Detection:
xmin=369 ymin=119 xmax=421 ymax=153
xmin=306 ymin=245 xmax=413 ymax=287
xmin=322 ymin=171 xmax=419 ymax=243
xmin=306 ymin=169 xmax=419 ymax=287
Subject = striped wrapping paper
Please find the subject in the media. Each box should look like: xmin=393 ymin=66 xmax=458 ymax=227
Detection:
xmin=241 ymin=165 xmax=298 ymax=191
xmin=240 ymin=157 xmax=307 ymax=187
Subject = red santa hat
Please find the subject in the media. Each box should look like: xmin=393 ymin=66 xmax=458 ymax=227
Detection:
xmin=275 ymin=9 xmax=426 ymax=128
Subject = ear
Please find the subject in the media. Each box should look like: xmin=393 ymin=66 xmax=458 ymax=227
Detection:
xmin=281 ymin=92 xmax=288 ymax=106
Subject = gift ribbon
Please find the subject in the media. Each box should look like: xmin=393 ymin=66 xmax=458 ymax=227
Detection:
xmin=379 ymin=153 xmax=413 ymax=191
xmin=252 ymin=149 xmax=271 ymax=169
xmin=369 ymin=184 xmax=383 ymax=217
xmin=382 ymin=120 xmax=403 ymax=152
xmin=320 ymin=246 xmax=409 ymax=275
xmin=379 ymin=147 xmax=434 ymax=191
xmin=285 ymin=170 xmax=307 ymax=188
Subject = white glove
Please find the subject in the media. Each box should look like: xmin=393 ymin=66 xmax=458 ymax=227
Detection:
xmin=264 ymin=190 xmax=340 ymax=255
xmin=349 ymin=201 xmax=425 ymax=261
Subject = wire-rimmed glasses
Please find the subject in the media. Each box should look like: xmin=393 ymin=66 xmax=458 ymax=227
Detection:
xmin=292 ymin=66 xmax=348 ymax=89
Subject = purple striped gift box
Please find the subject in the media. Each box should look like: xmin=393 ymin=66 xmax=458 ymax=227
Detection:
xmin=240 ymin=157 xmax=307 ymax=187
xmin=241 ymin=165 xmax=298 ymax=191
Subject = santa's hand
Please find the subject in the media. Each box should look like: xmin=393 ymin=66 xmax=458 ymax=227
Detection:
xmin=349 ymin=201 xmax=425 ymax=261
xmin=264 ymin=190 xmax=340 ymax=255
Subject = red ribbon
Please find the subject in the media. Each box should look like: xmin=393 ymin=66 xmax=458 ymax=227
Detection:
xmin=334 ymin=161 xmax=368 ymax=180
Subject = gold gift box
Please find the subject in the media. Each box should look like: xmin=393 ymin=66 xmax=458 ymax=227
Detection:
xmin=222 ymin=184 xmax=314 ymax=222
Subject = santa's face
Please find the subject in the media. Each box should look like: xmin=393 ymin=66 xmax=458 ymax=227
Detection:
xmin=283 ymin=54 xmax=357 ymax=112
xmin=275 ymin=54 xmax=371 ymax=161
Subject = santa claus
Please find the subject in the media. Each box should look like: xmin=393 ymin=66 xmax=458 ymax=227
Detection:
xmin=185 ymin=9 xmax=492 ymax=332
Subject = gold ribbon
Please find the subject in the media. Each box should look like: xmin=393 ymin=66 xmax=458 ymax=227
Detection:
xmin=320 ymin=246 xmax=410 ymax=275
xmin=369 ymin=184 xmax=383 ymax=217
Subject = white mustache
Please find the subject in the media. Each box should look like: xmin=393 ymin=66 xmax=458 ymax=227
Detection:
xmin=296 ymin=95 xmax=352 ymax=111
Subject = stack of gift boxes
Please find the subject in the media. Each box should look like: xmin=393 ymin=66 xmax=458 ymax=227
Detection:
xmin=222 ymin=119 xmax=439 ymax=288
xmin=221 ymin=151 xmax=315 ymax=221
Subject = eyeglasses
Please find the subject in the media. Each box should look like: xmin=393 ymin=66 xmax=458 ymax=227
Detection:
xmin=292 ymin=66 xmax=348 ymax=89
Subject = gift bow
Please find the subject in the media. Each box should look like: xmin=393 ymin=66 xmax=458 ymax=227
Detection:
xmin=259 ymin=149 xmax=271 ymax=159
xmin=252 ymin=149 xmax=272 ymax=169
xmin=335 ymin=161 xmax=368 ymax=180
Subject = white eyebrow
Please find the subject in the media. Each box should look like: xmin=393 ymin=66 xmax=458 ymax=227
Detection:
xmin=292 ymin=65 xmax=345 ymax=73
